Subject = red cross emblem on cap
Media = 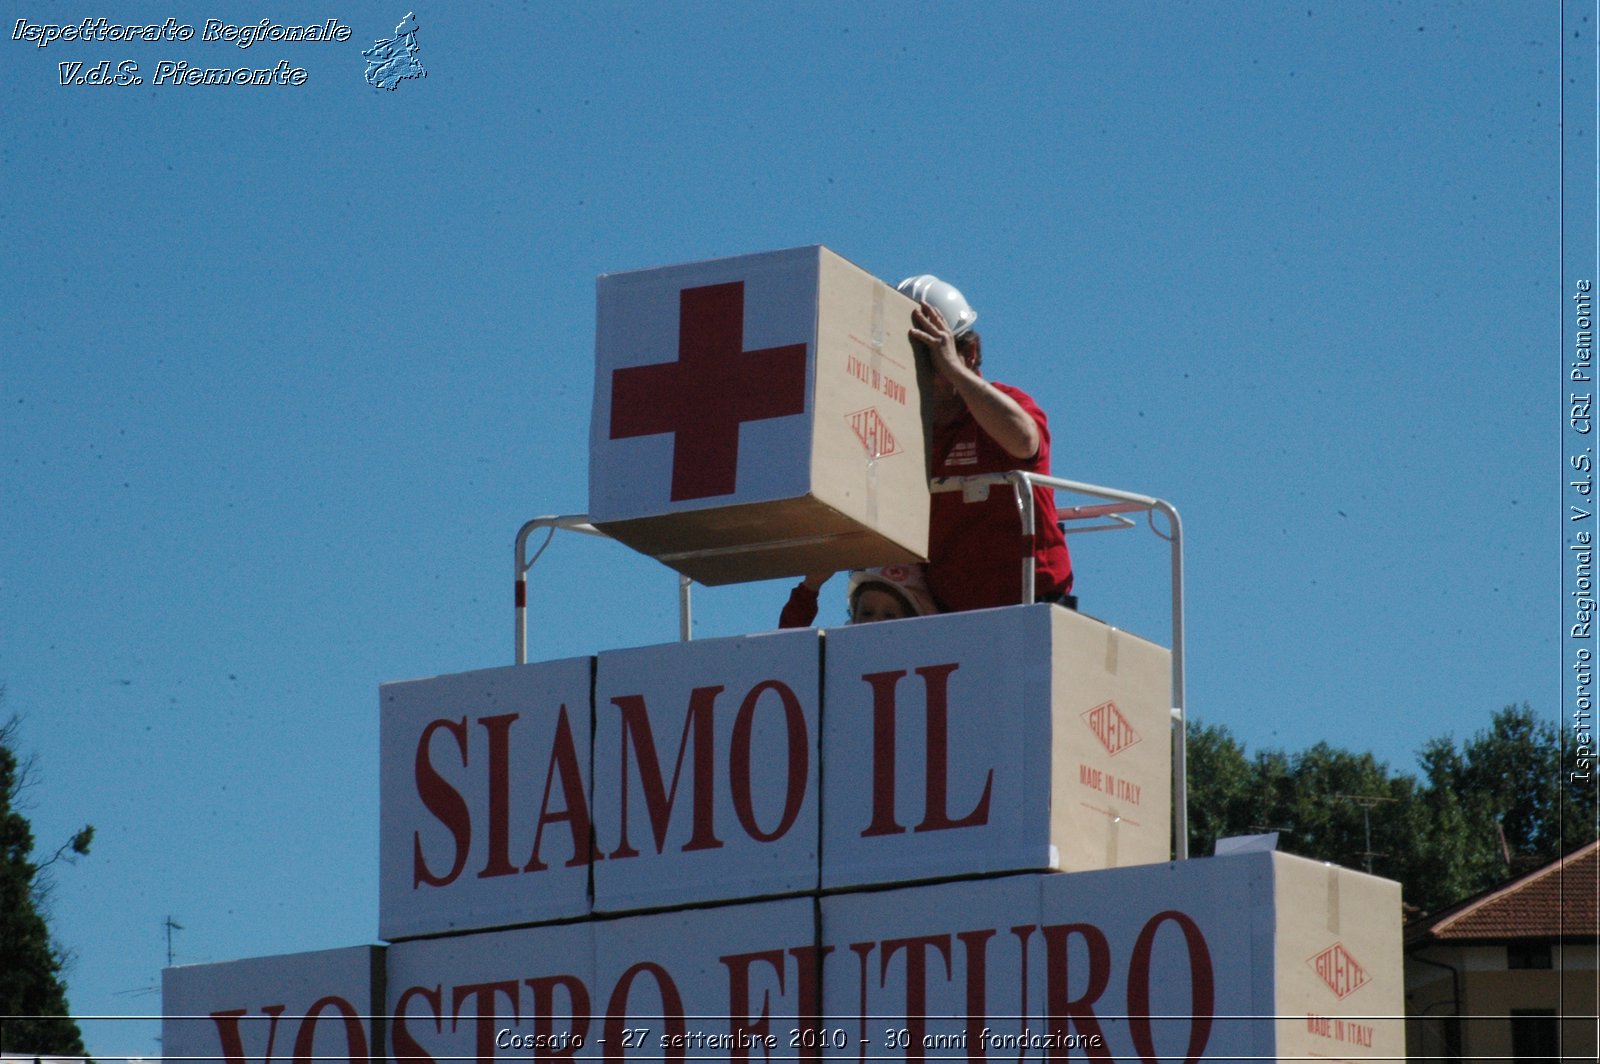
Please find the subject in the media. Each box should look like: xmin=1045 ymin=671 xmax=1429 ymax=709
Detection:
xmin=608 ymin=281 xmax=809 ymax=501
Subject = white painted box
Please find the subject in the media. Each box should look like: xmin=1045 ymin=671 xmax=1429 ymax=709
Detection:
xmin=821 ymin=604 xmax=1172 ymax=890
xmin=593 ymin=897 xmax=819 ymax=1061
xmin=387 ymin=922 xmax=597 ymax=1064
xmin=592 ymin=629 xmax=820 ymax=913
xmin=817 ymin=854 xmax=1403 ymax=1062
xmin=380 ymin=658 xmax=594 ymax=940
xmin=590 ymin=246 xmax=929 ymax=585
xmin=161 ymin=946 xmax=384 ymax=1064
xmin=819 ymin=874 xmax=1045 ymax=1060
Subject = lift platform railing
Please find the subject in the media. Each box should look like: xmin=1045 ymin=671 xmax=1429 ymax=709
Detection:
xmin=514 ymin=474 xmax=1188 ymax=858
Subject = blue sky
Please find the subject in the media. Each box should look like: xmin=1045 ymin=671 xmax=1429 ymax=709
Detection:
xmin=0 ymin=2 xmax=1579 ymax=1056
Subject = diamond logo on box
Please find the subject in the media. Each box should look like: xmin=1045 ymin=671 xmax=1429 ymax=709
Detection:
xmin=846 ymin=407 xmax=899 ymax=459
xmin=1083 ymin=699 xmax=1141 ymax=757
xmin=1309 ymin=942 xmax=1371 ymax=999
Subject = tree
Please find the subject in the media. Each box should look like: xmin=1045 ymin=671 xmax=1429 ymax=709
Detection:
xmin=1421 ymin=703 xmax=1598 ymax=873
xmin=0 ymin=709 xmax=90 ymax=1056
xmin=1184 ymin=705 xmax=1599 ymax=916
xmin=1184 ymin=721 xmax=1252 ymax=857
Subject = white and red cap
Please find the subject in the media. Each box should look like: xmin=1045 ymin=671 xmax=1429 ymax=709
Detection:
xmin=847 ymin=564 xmax=938 ymax=618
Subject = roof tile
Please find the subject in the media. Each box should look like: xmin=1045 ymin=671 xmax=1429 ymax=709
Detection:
xmin=1416 ymin=840 xmax=1598 ymax=942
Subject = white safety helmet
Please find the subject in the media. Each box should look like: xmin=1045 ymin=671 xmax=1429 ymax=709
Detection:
xmin=897 ymin=274 xmax=978 ymax=336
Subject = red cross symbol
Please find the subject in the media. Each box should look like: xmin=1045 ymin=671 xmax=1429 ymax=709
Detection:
xmin=609 ymin=281 xmax=809 ymax=501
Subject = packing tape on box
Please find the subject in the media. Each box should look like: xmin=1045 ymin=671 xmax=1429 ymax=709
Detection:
xmin=870 ymin=282 xmax=887 ymax=357
xmin=864 ymin=454 xmax=880 ymax=524
xmin=1326 ymin=862 xmax=1342 ymax=934
xmin=862 ymin=283 xmax=888 ymax=525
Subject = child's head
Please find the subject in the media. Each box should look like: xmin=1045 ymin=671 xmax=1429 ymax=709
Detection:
xmin=847 ymin=565 xmax=937 ymax=624
xmin=851 ymin=585 xmax=916 ymax=623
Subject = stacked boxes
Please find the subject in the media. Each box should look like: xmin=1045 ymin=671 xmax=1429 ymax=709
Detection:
xmin=380 ymin=604 xmax=1171 ymax=939
xmin=161 ymin=946 xmax=385 ymax=1064
xmin=165 ymin=604 xmax=1406 ymax=1062
xmin=164 ymin=249 xmax=1405 ymax=1062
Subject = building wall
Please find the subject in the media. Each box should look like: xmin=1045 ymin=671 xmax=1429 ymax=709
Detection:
xmin=1405 ymin=942 xmax=1599 ymax=1063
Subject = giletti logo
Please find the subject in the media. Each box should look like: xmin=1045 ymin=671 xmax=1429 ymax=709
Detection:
xmin=847 ymin=408 xmax=900 ymax=459
xmin=1309 ymin=943 xmax=1370 ymax=999
xmin=1082 ymin=701 xmax=1140 ymax=756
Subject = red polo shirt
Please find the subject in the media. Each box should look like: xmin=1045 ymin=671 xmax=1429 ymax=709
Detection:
xmin=926 ymin=382 xmax=1073 ymax=612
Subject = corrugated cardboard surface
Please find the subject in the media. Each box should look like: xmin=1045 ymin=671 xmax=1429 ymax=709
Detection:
xmin=590 ymin=246 xmax=819 ymax=518
xmin=1271 ymin=851 xmax=1406 ymax=1061
xmin=819 ymin=875 xmax=1045 ymax=1059
xmin=168 ymin=859 xmax=1403 ymax=1062
xmin=808 ymin=247 xmax=928 ymax=555
xmin=590 ymin=245 xmax=928 ymax=584
xmin=593 ymin=897 xmax=818 ymax=1052
xmin=820 ymin=606 xmax=1055 ymax=888
xmin=1047 ymin=606 xmax=1173 ymax=871
xmin=377 ymin=605 xmax=1172 ymax=936
xmin=1037 ymin=862 xmax=1273 ymax=1061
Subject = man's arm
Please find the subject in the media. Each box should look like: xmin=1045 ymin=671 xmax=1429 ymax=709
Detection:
xmin=910 ymin=302 xmax=1041 ymax=460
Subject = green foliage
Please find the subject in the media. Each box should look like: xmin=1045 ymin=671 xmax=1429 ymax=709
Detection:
xmin=1185 ymin=704 xmax=1600 ymax=915
xmin=0 ymin=714 xmax=89 ymax=1057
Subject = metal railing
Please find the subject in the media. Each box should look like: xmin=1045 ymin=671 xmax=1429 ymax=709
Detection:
xmin=513 ymin=514 xmax=693 ymax=658
xmin=514 ymin=474 xmax=1188 ymax=858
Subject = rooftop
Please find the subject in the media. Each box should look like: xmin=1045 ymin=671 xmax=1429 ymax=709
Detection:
xmin=1407 ymin=839 xmax=1599 ymax=944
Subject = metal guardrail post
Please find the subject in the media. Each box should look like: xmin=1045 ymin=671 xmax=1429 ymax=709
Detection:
xmin=514 ymin=514 xmax=607 ymax=666
xmin=1006 ymin=471 xmax=1038 ymax=606
xmin=679 ymin=574 xmax=692 ymax=642
xmin=1156 ymin=498 xmax=1188 ymax=861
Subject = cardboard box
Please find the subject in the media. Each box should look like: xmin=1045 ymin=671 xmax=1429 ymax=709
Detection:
xmin=167 ymin=862 xmax=1400 ymax=1063
xmin=386 ymin=899 xmax=817 ymax=1064
xmin=592 ymin=629 xmax=821 ymax=913
xmin=818 ymin=855 xmax=1404 ymax=1062
xmin=819 ymin=874 xmax=1044 ymax=1059
xmin=1264 ymin=852 xmax=1406 ymax=1062
xmin=589 ymin=245 xmax=930 ymax=585
xmin=161 ymin=946 xmax=385 ymax=1064
xmin=387 ymin=922 xmax=596 ymax=1063
xmin=593 ymin=897 xmax=819 ymax=1058
xmin=820 ymin=604 xmax=1172 ymax=890
xmin=377 ymin=604 xmax=1170 ymax=930
xmin=379 ymin=658 xmax=595 ymax=940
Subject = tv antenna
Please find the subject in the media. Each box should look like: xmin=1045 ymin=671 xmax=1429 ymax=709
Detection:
xmin=1331 ymin=794 xmax=1398 ymax=874
xmin=165 ymin=915 xmax=184 ymax=966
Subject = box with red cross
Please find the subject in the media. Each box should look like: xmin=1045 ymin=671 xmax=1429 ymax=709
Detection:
xmin=589 ymin=246 xmax=930 ymax=585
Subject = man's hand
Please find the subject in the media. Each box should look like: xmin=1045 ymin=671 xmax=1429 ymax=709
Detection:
xmin=909 ymin=301 xmax=968 ymax=387
xmin=909 ymin=301 xmax=1041 ymax=461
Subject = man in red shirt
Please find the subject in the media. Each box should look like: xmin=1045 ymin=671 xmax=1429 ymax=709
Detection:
xmin=901 ymin=275 xmax=1074 ymax=613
